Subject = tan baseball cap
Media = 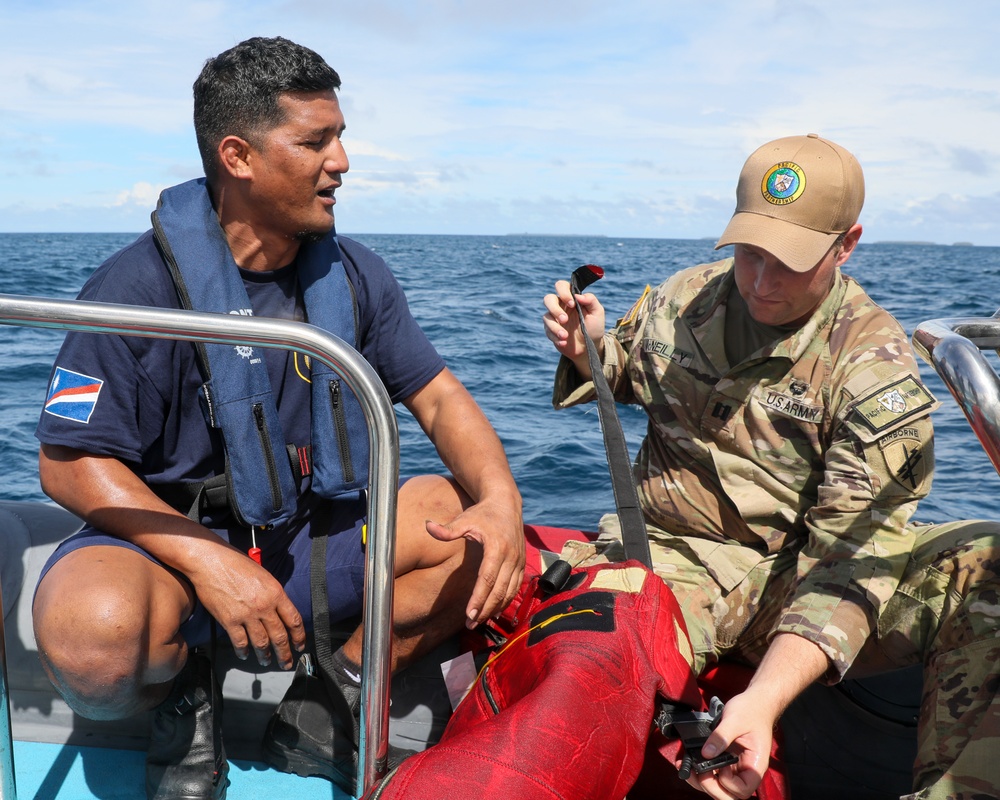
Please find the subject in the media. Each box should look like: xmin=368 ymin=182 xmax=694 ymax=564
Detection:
xmin=715 ymin=133 xmax=865 ymax=272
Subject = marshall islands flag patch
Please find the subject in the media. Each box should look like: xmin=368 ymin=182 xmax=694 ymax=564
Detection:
xmin=44 ymin=367 xmax=104 ymax=423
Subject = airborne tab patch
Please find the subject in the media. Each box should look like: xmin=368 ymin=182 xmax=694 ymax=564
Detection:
xmin=878 ymin=427 xmax=928 ymax=491
xmin=853 ymin=376 xmax=935 ymax=434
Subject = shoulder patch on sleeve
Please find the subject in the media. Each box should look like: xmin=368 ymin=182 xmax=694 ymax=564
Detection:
xmin=851 ymin=376 xmax=936 ymax=436
xmin=44 ymin=366 xmax=104 ymax=424
xmin=877 ymin=427 xmax=930 ymax=492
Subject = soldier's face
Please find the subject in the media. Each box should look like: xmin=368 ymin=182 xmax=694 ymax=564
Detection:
xmin=732 ymin=243 xmax=840 ymax=327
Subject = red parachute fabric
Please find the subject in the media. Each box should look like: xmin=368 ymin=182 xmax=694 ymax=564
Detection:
xmin=364 ymin=560 xmax=706 ymax=800
xmin=519 ymin=525 xmax=786 ymax=800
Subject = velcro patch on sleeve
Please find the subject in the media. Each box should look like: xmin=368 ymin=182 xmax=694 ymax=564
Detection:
xmin=851 ymin=376 xmax=935 ymax=435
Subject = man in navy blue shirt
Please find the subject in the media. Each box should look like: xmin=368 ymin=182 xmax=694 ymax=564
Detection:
xmin=33 ymin=36 xmax=524 ymax=800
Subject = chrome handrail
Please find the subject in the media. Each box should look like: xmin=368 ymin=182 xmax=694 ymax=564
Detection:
xmin=0 ymin=293 xmax=399 ymax=799
xmin=912 ymin=311 xmax=1000 ymax=479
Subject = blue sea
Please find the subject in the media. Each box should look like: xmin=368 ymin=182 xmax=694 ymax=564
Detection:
xmin=1 ymin=232 xmax=998 ymax=529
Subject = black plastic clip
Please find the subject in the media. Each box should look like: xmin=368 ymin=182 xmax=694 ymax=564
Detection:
xmin=655 ymin=696 xmax=738 ymax=779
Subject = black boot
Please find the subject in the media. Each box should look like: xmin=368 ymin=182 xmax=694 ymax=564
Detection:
xmin=261 ymin=653 xmax=415 ymax=796
xmin=146 ymin=650 xmax=229 ymax=800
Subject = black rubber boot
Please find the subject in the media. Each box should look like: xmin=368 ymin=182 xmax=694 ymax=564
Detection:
xmin=146 ymin=650 xmax=229 ymax=800
xmin=261 ymin=653 xmax=415 ymax=796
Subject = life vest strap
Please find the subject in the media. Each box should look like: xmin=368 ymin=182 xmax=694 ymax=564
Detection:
xmin=151 ymin=445 xmax=312 ymax=523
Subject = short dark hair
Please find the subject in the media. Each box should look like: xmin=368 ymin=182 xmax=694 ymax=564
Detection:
xmin=192 ymin=36 xmax=341 ymax=179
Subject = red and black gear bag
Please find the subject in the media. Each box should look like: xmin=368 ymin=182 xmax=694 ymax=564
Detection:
xmin=365 ymin=560 xmax=710 ymax=799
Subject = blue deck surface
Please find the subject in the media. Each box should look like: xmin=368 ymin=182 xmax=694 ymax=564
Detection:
xmin=11 ymin=741 xmax=351 ymax=800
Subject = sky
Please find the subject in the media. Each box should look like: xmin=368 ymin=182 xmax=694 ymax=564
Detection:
xmin=1 ymin=0 xmax=998 ymax=245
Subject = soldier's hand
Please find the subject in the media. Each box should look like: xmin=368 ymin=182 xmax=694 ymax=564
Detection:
xmin=542 ymin=279 xmax=606 ymax=372
xmin=677 ymin=691 xmax=770 ymax=800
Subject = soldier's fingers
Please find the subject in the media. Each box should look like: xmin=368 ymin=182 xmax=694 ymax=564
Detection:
xmin=542 ymin=292 xmax=566 ymax=319
xmin=542 ymin=314 xmax=571 ymax=345
xmin=553 ymin=279 xmax=574 ymax=303
xmin=465 ymin=560 xmax=499 ymax=627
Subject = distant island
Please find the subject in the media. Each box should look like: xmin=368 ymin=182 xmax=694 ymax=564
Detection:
xmin=505 ymin=233 xmax=607 ymax=237
xmin=871 ymin=240 xmax=978 ymax=247
xmin=872 ymin=241 xmax=938 ymax=246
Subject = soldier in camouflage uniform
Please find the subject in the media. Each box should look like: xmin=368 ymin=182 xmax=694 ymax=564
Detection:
xmin=542 ymin=134 xmax=1000 ymax=800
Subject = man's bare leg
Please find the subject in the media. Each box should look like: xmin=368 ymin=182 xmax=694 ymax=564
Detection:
xmin=340 ymin=474 xmax=482 ymax=670
xmin=32 ymin=545 xmax=194 ymax=719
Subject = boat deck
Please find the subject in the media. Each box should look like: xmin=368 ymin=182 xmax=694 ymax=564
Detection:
xmin=12 ymin=741 xmax=343 ymax=800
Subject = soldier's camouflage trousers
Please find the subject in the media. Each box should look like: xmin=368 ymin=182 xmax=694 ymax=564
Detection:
xmin=561 ymin=517 xmax=1000 ymax=800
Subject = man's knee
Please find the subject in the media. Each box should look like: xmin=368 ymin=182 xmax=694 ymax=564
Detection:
xmin=898 ymin=521 xmax=1000 ymax=655
xmin=913 ymin=519 xmax=1000 ymax=565
xmin=33 ymin=550 xmax=188 ymax=717
xmin=398 ymin=475 xmax=470 ymax=522
xmin=36 ymin=579 xmax=146 ymax=692
xmin=395 ymin=475 xmax=474 ymax=573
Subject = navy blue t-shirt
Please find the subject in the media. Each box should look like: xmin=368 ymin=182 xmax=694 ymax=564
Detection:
xmin=36 ymin=230 xmax=445 ymax=495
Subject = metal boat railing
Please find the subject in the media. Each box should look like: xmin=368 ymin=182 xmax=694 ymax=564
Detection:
xmin=912 ymin=310 xmax=1000 ymax=479
xmin=0 ymin=293 xmax=401 ymax=800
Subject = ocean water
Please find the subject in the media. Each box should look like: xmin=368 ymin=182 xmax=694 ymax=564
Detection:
xmin=1 ymin=232 xmax=998 ymax=529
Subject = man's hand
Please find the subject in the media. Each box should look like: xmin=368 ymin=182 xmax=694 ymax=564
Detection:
xmin=425 ymin=495 xmax=525 ymax=627
xmin=678 ymin=691 xmax=772 ymax=800
xmin=38 ymin=445 xmax=307 ymax=671
xmin=682 ymin=633 xmax=830 ymax=799
xmin=403 ymin=369 xmax=525 ymax=627
xmin=185 ymin=543 xmax=307 ymax=670
xmin=542 ymin=278 xmax=607 ymax=377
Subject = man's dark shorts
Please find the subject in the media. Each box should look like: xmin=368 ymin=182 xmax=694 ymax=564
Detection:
xmin=35 ymin=494 xmax=367 ymax=648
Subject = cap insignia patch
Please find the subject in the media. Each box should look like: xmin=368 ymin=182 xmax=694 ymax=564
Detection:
xmin=761 ymin=162 xmax=806 ymax=205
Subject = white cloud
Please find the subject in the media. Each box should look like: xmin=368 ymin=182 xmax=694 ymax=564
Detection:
xmin=0 ymin=0 xmax=998 ymax=243
xmin=346 ymin=140 xmax=407 ymax=161
xmin=112 ymin=182 xmax=167 ymax=209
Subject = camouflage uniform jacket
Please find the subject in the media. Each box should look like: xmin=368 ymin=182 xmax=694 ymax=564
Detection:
xmin=553 ymin=258 xmax=939 ymax=677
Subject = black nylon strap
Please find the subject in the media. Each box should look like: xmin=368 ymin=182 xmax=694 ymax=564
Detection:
xmin=151 ymin=445 xmax=313 ymax=523
xmin=150 ymin=473 xmax=229 ymax=521
xmin=309 ymin=504 xmax=362 ymax=741
xmin=310 ymin=504 xmax=336 ymax=679
xmin=570 ymin=265 xmax=653 ymax=569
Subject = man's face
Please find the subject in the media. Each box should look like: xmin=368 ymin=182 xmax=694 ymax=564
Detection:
xmin=244 ymin=89 xmax=349 ymax=241
xmin=732 ymin=242 xmax=841 ymax=328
